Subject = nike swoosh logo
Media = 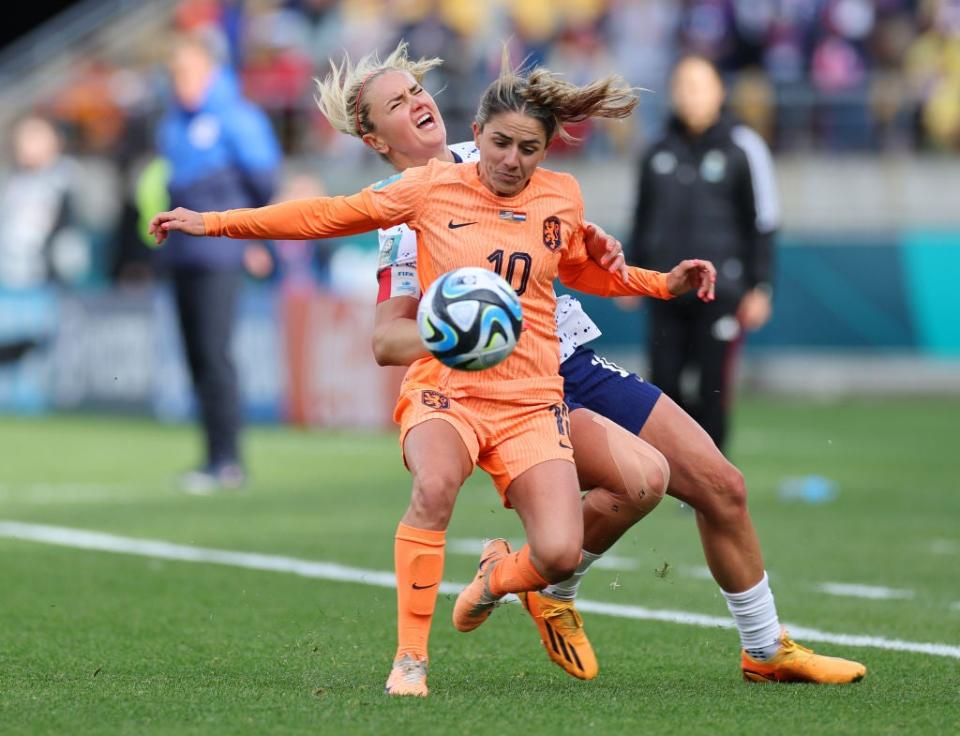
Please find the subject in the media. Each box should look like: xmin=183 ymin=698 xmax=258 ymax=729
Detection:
xmin=411 ymin=582 xmax=437 ymax=590
xmin=448 ymin=220 xmax=478 ymax=229
xmin=559 ymin=442 xmax=573 ymax=450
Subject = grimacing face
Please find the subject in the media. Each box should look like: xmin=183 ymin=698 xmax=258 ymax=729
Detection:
xmin=361 ymin=69 xmax=447 ymax=166
xmin=671 ymin=57 xmax=725 ymax=134
xmin=472 ymin=110 xmax=548 ymax=197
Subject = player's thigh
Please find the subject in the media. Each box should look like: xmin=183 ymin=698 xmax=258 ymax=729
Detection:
xmin=403 ymin=419 xmax=475 ymax=487
xmin=638 ymin=392 xmax=743 ymax=509
xmin=569 ymin=407 xmax=669 ymax=504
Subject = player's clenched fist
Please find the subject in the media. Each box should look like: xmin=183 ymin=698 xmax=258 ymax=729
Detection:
xmin=148 ymin=207 xmax=206 ymax=245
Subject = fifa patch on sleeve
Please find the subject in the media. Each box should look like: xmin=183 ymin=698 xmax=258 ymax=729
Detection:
xmin=378 ymin=225 xmax=418 ymax=269
xmin=378 ymin=234 xmax=401 ymax=269
xmin=376 ymin=264 xmax=421 ymax=303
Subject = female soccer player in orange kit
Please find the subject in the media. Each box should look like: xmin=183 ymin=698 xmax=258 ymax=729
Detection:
xmin=150 ymin=59 xmax=716 ymax=697
xmin=314 ymin=44 xmax=682 ymax=685
xmin=309 ymin=42 xmax=865 ymax=692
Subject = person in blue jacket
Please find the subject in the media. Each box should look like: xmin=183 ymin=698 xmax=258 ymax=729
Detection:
xmin=157 ymin=28 xmax=281 ymax=493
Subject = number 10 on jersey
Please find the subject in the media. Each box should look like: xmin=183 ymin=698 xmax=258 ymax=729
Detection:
xmin=487 ymin=249 xmax=531 ymax=296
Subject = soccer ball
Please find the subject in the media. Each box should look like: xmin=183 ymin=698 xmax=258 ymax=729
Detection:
xmin=417 ymin=266 xmax=523 ymax=371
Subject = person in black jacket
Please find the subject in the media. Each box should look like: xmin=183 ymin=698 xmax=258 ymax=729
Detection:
xmin=629 ymin=54 xmax=779 ymax=452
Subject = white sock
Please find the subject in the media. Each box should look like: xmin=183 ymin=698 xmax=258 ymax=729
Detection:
xmin=721 ymin=572 xmax=782 ymax=660
xmin=542 ymin=549 xmax=602 ymax=600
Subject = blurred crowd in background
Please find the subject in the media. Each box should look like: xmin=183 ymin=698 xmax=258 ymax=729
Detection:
xmin=2 ymin=0 xmax=960 ymax=293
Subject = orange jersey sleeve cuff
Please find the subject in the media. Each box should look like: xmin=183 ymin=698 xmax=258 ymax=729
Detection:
xmin=202 ymin=211 xmax=225 ymax=236
xmin=626 ymin=267 xmax=673 ymax=300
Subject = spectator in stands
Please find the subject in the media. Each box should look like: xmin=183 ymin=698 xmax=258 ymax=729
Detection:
xmin=905 ymin=3 xmax=960 ymax=151
xmin=628 ymin=54 xmax=780 ymax=452
xmin=23 ymin=0 xmax=952 ymax=159
xmin=0 ymin=115 xmax=88 ymax=290
xmin=156 ymin=27 xmax=281 ymax=493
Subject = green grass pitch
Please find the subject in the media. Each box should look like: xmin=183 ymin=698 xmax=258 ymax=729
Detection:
xmin=1 ymin=396 xmax=958 ymax=735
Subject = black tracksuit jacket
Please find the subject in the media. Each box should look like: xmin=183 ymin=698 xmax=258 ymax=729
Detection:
xmin=626 ymin=112 xmax=780 ymax=450
xmin=628 ymin=112 xmax=779 ymax=300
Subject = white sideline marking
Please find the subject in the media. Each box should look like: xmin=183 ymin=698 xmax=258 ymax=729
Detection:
xmin=817 ymin=583 xmax=915 ymax=600
xmin=592 ymin=556 xmax=639 ymax=571
xmin=2 ymin=520 xmax=959 ymax=660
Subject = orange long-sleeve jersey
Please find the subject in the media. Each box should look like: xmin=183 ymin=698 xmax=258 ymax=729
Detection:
xmin=204 ymin=160 xmax=673 ymax=403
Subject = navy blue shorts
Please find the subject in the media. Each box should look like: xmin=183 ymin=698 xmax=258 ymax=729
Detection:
xmin=561 ymin=345 xmax=663 ymax=435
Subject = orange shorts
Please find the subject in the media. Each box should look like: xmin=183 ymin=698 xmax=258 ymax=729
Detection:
xmin=394 ymin=387 xmax=575 ymax=506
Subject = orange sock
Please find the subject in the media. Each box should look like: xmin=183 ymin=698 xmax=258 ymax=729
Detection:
xmin=487 ymin=544 xmax=548 ymax=598
xmin=394 ymin=522 xmax=445 ymax=659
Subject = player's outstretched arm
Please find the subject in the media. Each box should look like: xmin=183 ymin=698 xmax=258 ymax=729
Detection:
xmin=559 ymin=246 xmax=716 ymax=303
xmin=150 ymin=187 xmax=417 ymax=246
xmin=558 ymin=250 xmax=672 ymax=299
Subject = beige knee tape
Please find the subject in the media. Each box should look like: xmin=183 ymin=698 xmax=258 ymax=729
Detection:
xmin=583 ymin=485 xmax=634 ymax=519
xmin=589 ymin=414 xmax=669 ymax=514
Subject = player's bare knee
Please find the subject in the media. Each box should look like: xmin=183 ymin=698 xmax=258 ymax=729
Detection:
xmin=530 ymin=542 xmax=580 ymax=583
xmin=640 ymin=466 xmax=667 ymax=509
xmin=541 ymin=558 xmax=579 ymax=584
xmin=698 ymin=461 xmax=747 ymax=523
xmin=409 ymin=471 xmax=460 ymax=525
xmin=717 ymin=462 xmax=747 ymax=510
xmin=621 ymin=443 xmax=669 ymax=514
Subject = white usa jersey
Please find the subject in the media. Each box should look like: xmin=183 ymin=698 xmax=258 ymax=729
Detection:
xmin=375 ymin=140 xmax=602 ymax=364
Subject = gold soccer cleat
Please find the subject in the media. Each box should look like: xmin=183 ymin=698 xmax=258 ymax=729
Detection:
xmin=519 ymin=590 xmax=598 ymax=680
xmin=741 ymin=631 xmax=867 ymax=684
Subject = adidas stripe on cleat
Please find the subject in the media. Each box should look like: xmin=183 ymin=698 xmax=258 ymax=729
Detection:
xmin=519 ymin=590 xmax=598 ymax=680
